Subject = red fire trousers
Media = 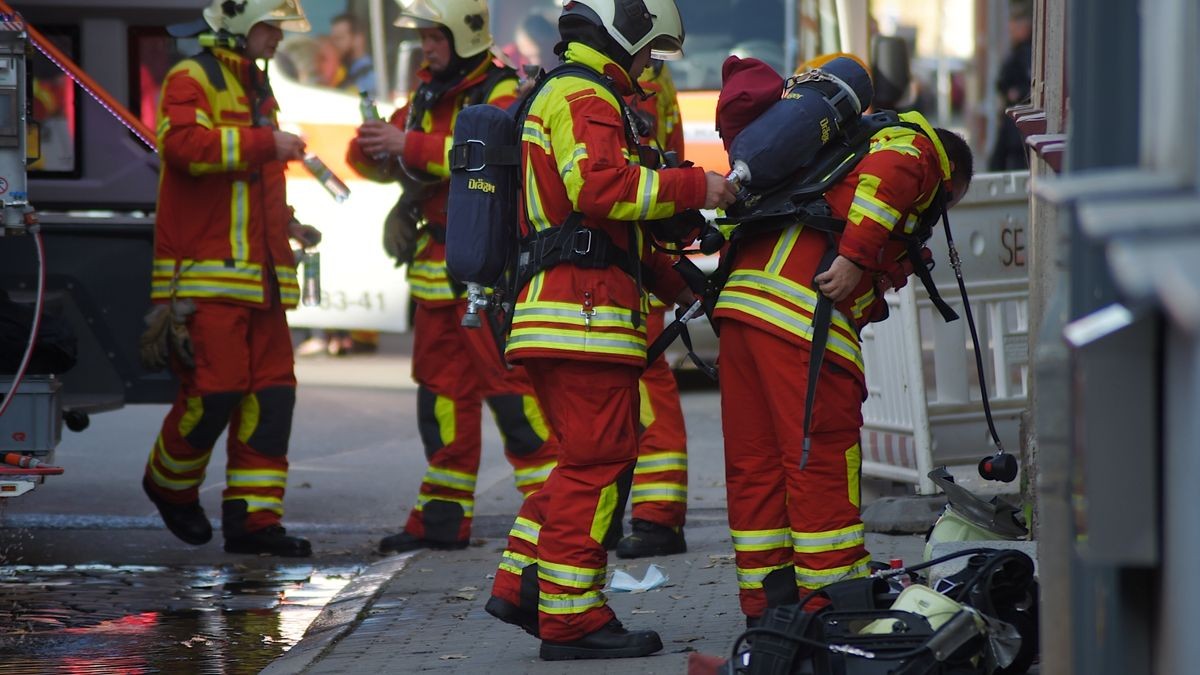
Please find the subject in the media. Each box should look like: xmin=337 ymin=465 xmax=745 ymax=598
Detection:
xmin=144 ymin=299 xmax=297 ymax=534
xmin=403 ymin=302 xmax=558 ymax=545
xmin=492 ymin=358 xmax=642 ymax=642
xmin=719 ymin=320 xmax=870 ymax=619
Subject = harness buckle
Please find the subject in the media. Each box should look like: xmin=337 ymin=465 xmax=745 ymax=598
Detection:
xmin=572 ymin=229 xmax=593 ymax=256
xmin=462 ymin=139 xmax=487 ymax=172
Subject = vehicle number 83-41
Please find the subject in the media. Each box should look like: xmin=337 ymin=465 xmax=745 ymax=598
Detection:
xmin=316 ymin=290 xmax=388 ymax=312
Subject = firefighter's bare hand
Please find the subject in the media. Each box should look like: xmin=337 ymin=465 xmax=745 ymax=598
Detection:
xmin=814 ymin=255 xmax=864 ymax=302
xmin=288 ymin=221 xmax=322 ymax=248
xmin=357 ymin=120 xmax=406 ymax=158
xmin=704 ymin=171 xmax=737 ymax=209
xmin=274 ymin=131 xmax=306 ymax=162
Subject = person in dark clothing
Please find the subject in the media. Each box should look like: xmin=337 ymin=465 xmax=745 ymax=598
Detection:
xmin=988 ymin=0 xmax=1033 ymax=171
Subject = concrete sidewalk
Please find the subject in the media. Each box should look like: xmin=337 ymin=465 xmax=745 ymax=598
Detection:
xmin=264 ymin=514 xmax=928 ymax=674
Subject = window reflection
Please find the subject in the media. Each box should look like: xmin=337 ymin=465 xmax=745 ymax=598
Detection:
xmin=29 ymin=29 xmax=76 ymax=173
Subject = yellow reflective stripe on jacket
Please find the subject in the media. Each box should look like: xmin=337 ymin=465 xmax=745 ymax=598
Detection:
xmin=152 ymin=258 xmax=266 ymax=304
xmin=634 ymin=451 xmax=687 ymax=474
xmin=226 ymin=469 xmax=288 ymax=488
xmin=507 ymin=327 xmax=646 ymax=359
xmin=538 ymin=589 xmax=606 ymax=615
xmin=407 ymin=259 xmax=457 ymax=301
xmin=794 ymin=555 xmax=873 ymax=589
xmin=736 ymin=563 xmax=793 ymax=590
xmin=717 ymin=271 xmax=865 ymax=375
xmin=730 ymin=527 xmax=791 ymax=552
xmin=848 ymin=174 xmax=902 ymax=231
xmin=511 ymin=301 xmax=636 ymax=329
xmin=524 ymin=171 xmax=553 ymax=233
xmin=276 ymin=266 xmax=300 ymax=305
xmin=508 ymin=516 xmax=541 ymax=545
xmin=791 ymin=524 xmax=866 ymax=554
xmin=538 ymin=560 xmax=606 ymax=590
xmin=229 ymin=181 xmax=250 ymax=259
xmin=631 ymin=482 xmax=687 ymax=503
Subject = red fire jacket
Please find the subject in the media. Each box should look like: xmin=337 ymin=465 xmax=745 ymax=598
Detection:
xmin=505 ymin=43 xmax=706 ymax=368
xmin=153 ymin=48 xmax=300 ymax=308
xmin=714 ymin=111 xmax=952 ymax=386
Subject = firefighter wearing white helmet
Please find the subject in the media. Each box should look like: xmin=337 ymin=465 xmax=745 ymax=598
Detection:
xmin=394 ymin=0 xmax=492 ymax=59
xmin=202 ymin=0 xmax=311 ymax=38
xmin=560 ymin=0 xmax=685 ymax=61
xmin=142 ymin=0 xmax=321 ymax=558
xmin=485 ymin=0 xmax=735 ymax=661
xmin=346 ymin=0 xmax=562 ymax=559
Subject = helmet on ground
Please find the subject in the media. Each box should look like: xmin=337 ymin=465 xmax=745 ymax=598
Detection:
xmin=561 ymin=0 xmax=685 ymax=61
xmin=203 ymin=0 xmax=311 ymax=36
xmin=394 ymin=0 xmax=493 ymax=59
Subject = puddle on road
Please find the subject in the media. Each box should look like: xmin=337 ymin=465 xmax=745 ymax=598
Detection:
xmin=0 ymin=564 xmax=360 ymax=674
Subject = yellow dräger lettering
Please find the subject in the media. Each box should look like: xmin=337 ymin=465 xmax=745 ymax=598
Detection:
xmin=468 ymin=177 xmax=496 ymax=193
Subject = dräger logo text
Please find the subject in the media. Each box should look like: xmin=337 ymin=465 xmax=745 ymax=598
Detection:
xmin=468 ymin=178 xmax=496 ymax=193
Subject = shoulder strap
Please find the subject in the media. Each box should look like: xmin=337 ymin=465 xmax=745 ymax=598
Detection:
xmin=189 ymin=50 xmax=226 ymax=93
xmin=466 ymin=64 xmax=517 ymax=107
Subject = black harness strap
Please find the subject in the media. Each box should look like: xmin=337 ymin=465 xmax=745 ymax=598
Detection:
xmin=800 ymin=241 xmax=840 ymax=470
xmin=191 ymin=51 xmax=227 ymax=92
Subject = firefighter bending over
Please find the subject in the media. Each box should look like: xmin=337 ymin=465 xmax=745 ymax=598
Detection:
xmin=485 ymin=0 xmax=736 ymax=661
xmin=716 ymin=94 xmax=975 ymax=624
xmin=142 ymin=0 xmax=318 ymax=557
xmin=346 ymin=0 xmax=561 ymax=554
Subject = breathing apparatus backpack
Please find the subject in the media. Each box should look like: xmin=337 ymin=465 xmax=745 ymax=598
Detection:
xmin=446 ymin=64 xmax=648 ymax=337
xmin=722 ymin=548 xmax=1038 ymax=675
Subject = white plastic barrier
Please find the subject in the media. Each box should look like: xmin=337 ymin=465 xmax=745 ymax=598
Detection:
xmin=859 ymin=172 xmax=1031 ymax=494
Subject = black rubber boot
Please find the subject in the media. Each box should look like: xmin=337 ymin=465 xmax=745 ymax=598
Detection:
xmin=484 ymin=595 xmax=539 ymax=637
xmin=615 ymin=518 xmax=687 ymax=559
xmin=378 ymin=530 xmax=468 ymax=555
xmin=224 ymin=524 xmax=312 ymax=557
xmin=539 ymin=620 xmax=663 ymax=661
xmin=143 ymin=476 xmax=212 ymax=545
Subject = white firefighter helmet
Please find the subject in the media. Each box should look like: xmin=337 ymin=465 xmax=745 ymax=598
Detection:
xmin=203 ymin=0 xmax=311 ymax=37
xmin=394 ymin=0 xmax=493 ymax=59
xmin=561 ymin=0 xmax=685 ymax=61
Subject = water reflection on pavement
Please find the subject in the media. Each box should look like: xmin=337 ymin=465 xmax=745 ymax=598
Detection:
xmin=0 ymin=564 xmax=360 ymax=674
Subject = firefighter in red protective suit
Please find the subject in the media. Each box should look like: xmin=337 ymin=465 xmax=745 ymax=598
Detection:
xmin=610 ymin=59 xmax=690 ymax=559
xmin=346 ymin=0 xmax=560 ymax=554
xmin=484 ymin=0 xmax=736 ymax=660
xmin=142 ymin=0 xmax=318 ymax=557
xmin=715 ymin=108 xmax=975 ymax=623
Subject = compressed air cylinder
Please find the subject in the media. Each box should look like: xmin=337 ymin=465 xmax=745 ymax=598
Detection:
xmin=726 ymin=56 xmax=874 ymax=191
xmin=446 ymin=104 xmax=520 ymax=287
